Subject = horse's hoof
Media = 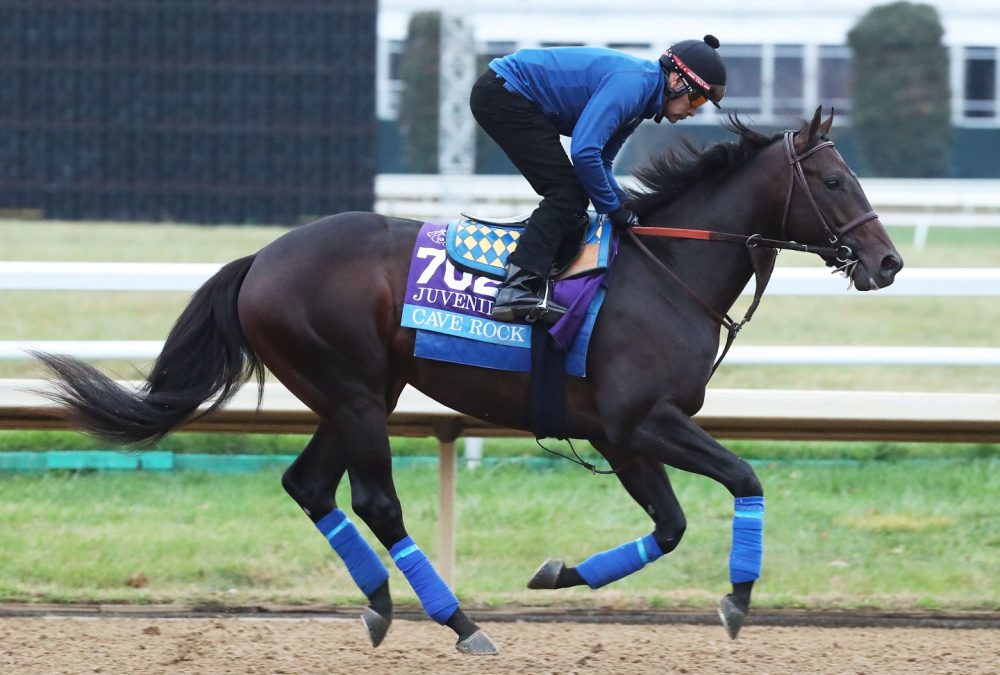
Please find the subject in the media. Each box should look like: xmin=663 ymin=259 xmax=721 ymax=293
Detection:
xmin=456 ymin=629 xmax=499 ymax=655
xmin=717 ymin=594 xmax=747 ymax=640
xmin=361 ymin=606 xmax=391 ymax=648
xmin=527 ymin=558 xmax=564 ymax=589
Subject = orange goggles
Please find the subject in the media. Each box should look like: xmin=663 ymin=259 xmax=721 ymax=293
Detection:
xmin=677 ymin=76 xmax=712 ymax=108
xmin=687 ymin=90 xmax=708 ymax=108
xmin=670 ymin=78 xmax=709 ymax=109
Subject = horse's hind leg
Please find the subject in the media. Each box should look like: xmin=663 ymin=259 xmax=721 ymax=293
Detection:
xmin=327 ymin=398 xmax=497 ymax=655
xmin=281 ymin=422 xmax=393 ymax=647
xmin=240 ymin=261 xmax=494 ymax=654
xmin=528 ymin=445 xmax=686 ymax=590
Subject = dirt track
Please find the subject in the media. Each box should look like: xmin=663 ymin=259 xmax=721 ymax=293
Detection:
xmin=2 ymin=612 xmax=998 ymax=674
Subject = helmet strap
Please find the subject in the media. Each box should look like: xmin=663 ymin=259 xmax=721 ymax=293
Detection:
xmin=655 ymin=73 xmax=689 ymax=123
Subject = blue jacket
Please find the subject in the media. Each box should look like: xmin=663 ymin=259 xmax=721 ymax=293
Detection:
xmin=490 ymin=47 xmax=665 ymax=214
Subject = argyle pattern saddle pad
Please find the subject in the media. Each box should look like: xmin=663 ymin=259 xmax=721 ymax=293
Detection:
xmin=444 ymin=212 xmax=611 ymax=280
xmin=445 ymin=217 xmax=524 ymax=279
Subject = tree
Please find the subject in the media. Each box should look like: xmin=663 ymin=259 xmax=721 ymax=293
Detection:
xmin=397 ymin=12 xmax=441 ymax=173
xmin=847 ymin=2 xmax=951 ymax=176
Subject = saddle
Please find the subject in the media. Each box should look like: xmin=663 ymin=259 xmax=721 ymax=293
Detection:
xmin=445 ymin=212 xmax=612 ymax=281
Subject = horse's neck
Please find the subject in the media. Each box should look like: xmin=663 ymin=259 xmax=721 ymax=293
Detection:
xmin=643 ymin=166 xmax=783 ymax=314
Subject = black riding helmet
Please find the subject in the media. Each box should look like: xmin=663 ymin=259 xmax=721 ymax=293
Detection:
xmin=659 ymin=35 xmax=727 ymax=108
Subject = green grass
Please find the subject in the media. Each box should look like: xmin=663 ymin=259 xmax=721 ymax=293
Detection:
xmin=0 ymin=461 xmax=997 ymax=610
xmin=0 ymin=428 xmax=443 ymax=456
xmin=0 ymin=220 xmax=289 ymax=262
xmin=0 ymin=429 xmax=997 ymax=461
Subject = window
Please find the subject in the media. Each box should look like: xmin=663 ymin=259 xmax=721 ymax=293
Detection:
xmin=773 ymin=44 xmax=804 ymax=117
xmin=481 ymin=41 xmax=517 ymax=67
xmin=380 ymin=39 xmax=406 ymax=119
xmin=387 ymin=39 xmax=405 ymax=81
xmin=719 ymin=44 xmax=762 ymax=115
xmin=818 ymin=45 xmax=851 ymax=114
xmin=964 ymin=47 xmax=997 ymax=119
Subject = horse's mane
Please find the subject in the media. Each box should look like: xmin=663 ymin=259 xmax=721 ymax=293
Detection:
xmin=629 ymin=115 xmax=781 ymax=217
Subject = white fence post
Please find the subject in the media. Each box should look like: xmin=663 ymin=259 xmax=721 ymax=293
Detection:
xmin=464 ymin=436 xmax=483 ymax=470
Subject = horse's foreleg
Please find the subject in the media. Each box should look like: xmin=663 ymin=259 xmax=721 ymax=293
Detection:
xmin=334 ymin=400 xmax=498 ymax=655
xmin=527 ymin=448 xmax=685 ymax=590
xmin=608 ymin=398 xmax=764 ymax=639
xmin=281 ymin=423 xmax=393 ymax=647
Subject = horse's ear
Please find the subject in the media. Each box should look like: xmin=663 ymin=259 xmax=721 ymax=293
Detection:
xmin=820 ymin=108 xmax=834 ymax=139
xmin=795 ymin=106 xmax=824 ymax=152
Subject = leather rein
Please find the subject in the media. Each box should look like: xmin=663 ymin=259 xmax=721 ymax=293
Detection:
xmin=626 ymin=130 xmax=879 ymax=375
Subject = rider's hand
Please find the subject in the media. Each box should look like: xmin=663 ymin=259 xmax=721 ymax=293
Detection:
xmin=608 ymin=207 xmax=640 ymax=228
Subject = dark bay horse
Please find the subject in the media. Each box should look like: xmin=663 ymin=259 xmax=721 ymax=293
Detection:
xmin=37 ymin=109 xmax=902 ymax=654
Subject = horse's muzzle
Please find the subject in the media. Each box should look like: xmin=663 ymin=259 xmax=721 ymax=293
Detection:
xmin=852 ymin=252 xmax=904 ymax=291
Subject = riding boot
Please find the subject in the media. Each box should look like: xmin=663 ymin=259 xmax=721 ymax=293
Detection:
xmin=491 ymin=264 xmax=566 ymax=324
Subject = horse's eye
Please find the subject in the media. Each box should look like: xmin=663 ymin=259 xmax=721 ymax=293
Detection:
xmin=824 ymin=176 xmax=842 ymax=189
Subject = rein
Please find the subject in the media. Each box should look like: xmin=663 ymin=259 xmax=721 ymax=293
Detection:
xmin=628 ymin=226 xmax=848 ymax=258
xmin=625 ymin=227 xmax=760 ymax=375
xmin=627 ymin=130 xmax=879 ymax=375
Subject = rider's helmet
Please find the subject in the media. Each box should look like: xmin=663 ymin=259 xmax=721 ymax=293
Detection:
xmin=659 ymin=35 xmax=727 ymax=108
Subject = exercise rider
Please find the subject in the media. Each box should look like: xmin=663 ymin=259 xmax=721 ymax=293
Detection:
xmin=469 ymin=35 xmax=728 ymax=323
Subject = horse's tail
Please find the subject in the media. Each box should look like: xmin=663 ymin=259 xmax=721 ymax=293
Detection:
xmin=35 ymin=255 xmax=265 ymax=446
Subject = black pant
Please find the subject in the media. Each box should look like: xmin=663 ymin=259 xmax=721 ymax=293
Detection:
xmin=469 ymin=69 xmax=589 ymax=278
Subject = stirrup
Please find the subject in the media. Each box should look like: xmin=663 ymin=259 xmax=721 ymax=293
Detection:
xmin=525 ymin=280 xmax=566 ymax=324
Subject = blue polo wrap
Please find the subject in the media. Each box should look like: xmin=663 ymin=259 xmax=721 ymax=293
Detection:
xmin=729 ymin=496 xmax=765 ymax=583
xmin=576 ymin=533 xmax=664 ymax=589
xmin=390 ymin=536 xmax=459 ymax=624
xmin=315 ymin=509 xmax=389 ymax=596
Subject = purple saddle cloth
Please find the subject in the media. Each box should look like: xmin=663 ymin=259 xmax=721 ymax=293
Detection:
xmin=400 ymin=221 xmax=616 ymax=377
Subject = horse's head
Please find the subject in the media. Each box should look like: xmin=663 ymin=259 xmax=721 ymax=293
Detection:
xmin=782 ymin=107 xmax=903 ymax=290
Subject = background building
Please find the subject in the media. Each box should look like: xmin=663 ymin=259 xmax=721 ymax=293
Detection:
xmin=377 ymin=0 xmax=1000 ymax=176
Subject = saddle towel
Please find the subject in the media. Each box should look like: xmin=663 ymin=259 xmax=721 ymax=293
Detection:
xmin=401 ymin=215 xmax=616 ymax=377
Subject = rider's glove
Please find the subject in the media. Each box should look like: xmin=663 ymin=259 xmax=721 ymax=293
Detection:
xmin=608 ymin=207 xmax=640 ymax=228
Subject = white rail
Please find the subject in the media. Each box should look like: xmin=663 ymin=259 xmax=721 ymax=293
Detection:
xmin=3 ymin=341 xmax=999 ymax=367
xmin=3 ymin=262 xmax=997 ymax=367
xmin=374 ymin=175 xmax=1000 ymax=214
xmin=0 ymin=262 xmax=222 ymax=291
xmin=3 ymin=262 xmax=999 ymax=296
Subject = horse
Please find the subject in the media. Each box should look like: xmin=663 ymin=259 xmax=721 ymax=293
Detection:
xmin=35 ymin=108 xmax=903 ymax=654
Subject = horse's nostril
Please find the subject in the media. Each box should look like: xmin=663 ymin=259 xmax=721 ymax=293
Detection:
xmin=880 ymin=254 xmax=903 ymax=279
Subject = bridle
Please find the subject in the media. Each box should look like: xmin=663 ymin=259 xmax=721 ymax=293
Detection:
xmin=625 ymin=129 xmax=880 ymax=375
xmin=777 ymin=130 xmax=878 ymax=266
